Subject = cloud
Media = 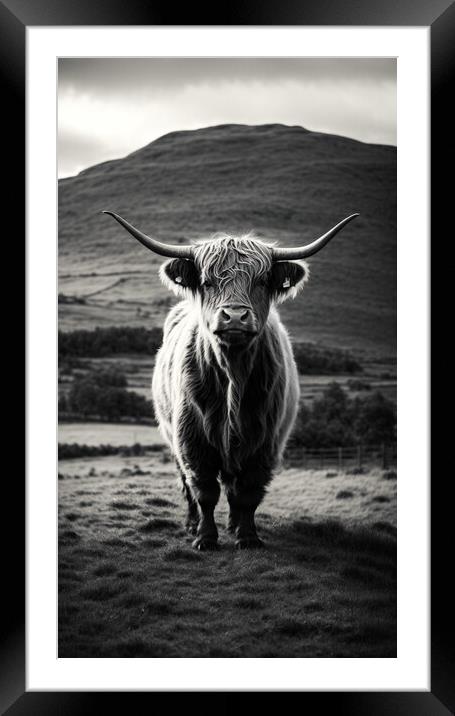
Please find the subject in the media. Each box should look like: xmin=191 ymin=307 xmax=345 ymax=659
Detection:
xmin=58 ymin=129 xmax=115 ymax=178
xmin=58 ymin=58 xmax=397 ymax=95
xmin=58 ymin=59 xmax=396 ymax=178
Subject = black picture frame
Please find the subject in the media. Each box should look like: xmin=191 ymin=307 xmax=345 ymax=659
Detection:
xmin=4 ymin=1 xmax=451 ymax=713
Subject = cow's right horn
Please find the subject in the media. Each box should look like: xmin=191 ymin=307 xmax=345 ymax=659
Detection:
xmin=102 ymin=211 xmax=194 ymax=259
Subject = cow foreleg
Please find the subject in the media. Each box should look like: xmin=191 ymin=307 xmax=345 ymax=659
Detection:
xmin=226 ymin=484 xmax=266 ymax=549
xmin=191 ymin=479 xmax=221 ymax=551
xmin=179 ymin=470 xmax=199 ymax=536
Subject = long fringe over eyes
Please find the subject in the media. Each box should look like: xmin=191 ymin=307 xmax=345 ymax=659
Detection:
xmin=194 ymin=234 xmax=273 ymax=305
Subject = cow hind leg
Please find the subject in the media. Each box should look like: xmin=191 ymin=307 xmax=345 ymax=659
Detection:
xmin=227 ymin=508 xmax=239 ymax=534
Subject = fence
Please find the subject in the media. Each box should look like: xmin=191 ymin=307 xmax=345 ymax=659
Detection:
xmin=284 ymin=443 xmax=396 ymax=471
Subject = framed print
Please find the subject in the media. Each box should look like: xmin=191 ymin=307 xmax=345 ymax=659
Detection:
xmin=2 ymin=0 xmax=452 ymax=712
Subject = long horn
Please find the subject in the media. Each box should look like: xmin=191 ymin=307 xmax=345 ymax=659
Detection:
xmin=102 ymin=211 xmax=194 ymax=259
xmin=272 ymin=213 xmax=359 ymax=261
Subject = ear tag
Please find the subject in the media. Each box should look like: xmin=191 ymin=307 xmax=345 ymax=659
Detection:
xmin=175 ymin=276 xmax=183 ymax=284
xmin=283 ymin=277 xmax=291 ymax=288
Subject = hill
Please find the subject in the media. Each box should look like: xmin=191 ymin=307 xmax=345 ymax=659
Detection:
xmin=58 ymin=123 xmax=396 ymax=358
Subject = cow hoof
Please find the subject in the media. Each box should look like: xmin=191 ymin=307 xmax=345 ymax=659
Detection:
xmin=235 ymin=536 xmax=264 ymax=550
xmin=192 ymin=537 xmax=219 ymax=551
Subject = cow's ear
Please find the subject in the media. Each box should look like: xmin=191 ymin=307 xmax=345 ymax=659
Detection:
xmin=160 ymin=258 xmax=199 ymax=295
xmin=271 ymin=260 xmax=309 ymax=303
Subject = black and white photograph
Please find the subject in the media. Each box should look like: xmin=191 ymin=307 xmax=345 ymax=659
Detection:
xmin=57 ymin=57 xmax=398 ymax=660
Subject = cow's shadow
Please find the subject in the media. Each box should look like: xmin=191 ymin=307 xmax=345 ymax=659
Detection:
xmin=256 ymin=514 xmax=397 ymax=582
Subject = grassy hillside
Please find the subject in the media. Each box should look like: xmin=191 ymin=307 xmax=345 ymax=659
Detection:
xmin=59 ymin=123 xmax=396 ymax=357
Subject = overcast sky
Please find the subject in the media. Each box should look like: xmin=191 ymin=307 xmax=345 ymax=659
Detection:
xmin=58 ymin=58 xmax=396 ymax=178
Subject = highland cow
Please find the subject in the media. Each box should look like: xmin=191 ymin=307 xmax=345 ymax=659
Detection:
xmin=103 ymin=211 xmax=358 ymax=549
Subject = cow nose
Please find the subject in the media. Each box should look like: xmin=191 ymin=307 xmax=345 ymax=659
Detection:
xmin=218 ymin=305 xmax=255 ymax=331
xmin=221 ymin=307 xmax=250 ymax=324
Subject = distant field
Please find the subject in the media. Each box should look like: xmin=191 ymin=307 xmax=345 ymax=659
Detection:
xmin=58 ymin=422 xmax=162 ymax=446
xmin=59 ymin=451 xmax=396 ymax=658
xmin=59 ymin=354 xmax=396 ymax=407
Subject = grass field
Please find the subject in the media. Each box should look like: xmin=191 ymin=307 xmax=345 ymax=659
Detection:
xmin=59 ymin=452 xmax=396 ymax=658
xmin=58 ymin=422 xmax=162 ymax=446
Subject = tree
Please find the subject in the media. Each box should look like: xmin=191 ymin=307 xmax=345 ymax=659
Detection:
xmin=290 ymin=382 xmax=396 ymax=449
xmin=66 ymin=370 xmax=152 ymax=421
xmin=353 ymin=391 xmax=396 ymax=445
xmin=68 ymin=378 xmax=98 ymax=417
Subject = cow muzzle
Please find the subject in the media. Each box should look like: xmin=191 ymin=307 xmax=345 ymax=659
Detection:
xmin=212 ymin=304 xmax=258 ymax=345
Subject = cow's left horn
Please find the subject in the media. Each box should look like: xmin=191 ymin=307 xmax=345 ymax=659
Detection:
xmin=102 ymin=211 xmax=194 ymax=259
xmin=272 ymin=213 xmax=359 ymax=261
